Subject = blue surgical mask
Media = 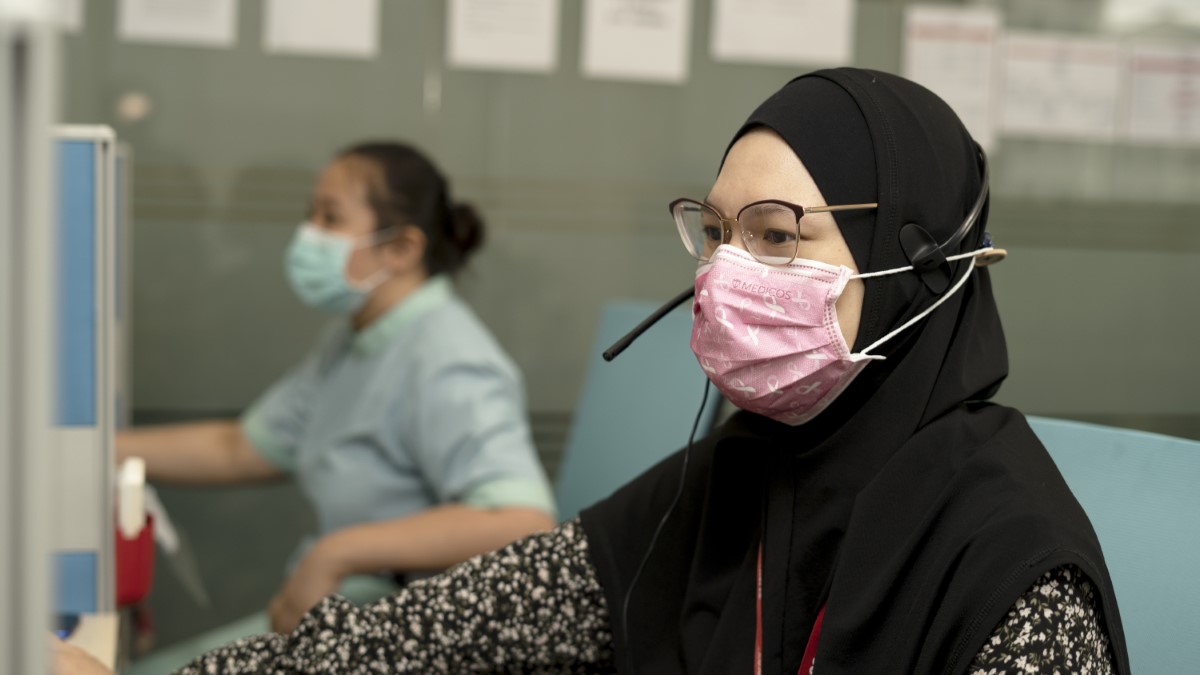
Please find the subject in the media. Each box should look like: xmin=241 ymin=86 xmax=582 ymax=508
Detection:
xmin=285 ymin=223 xmax=393 ymax=314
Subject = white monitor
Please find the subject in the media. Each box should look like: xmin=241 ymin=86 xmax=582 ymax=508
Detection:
xmin=0 ymin=3 xmax=57 ymax=674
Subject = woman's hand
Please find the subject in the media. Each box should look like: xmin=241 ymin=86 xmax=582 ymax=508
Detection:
xmin=49 ymin=636 xmax=114 ymax=675
xmin=268 ymin=542 xmax=345 ymax=634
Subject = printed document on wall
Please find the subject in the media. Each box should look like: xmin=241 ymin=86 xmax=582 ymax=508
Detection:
xmin=710 ymin=0 xmax=855 ymax=67
xmin=447 ymin=0 xmax=559 ymax=73
xmin=263 ymin=0 xmax=379 ymax=59
xmin=1000 ymin=32 xmax=1123 ymax=142
xmin=581 ymin=0 xmax=691 ymax=84
xmin=60 ymin=0 xmax=84 ymax=32
xmin=1125 ymin=45 xmax=1200 ymax=146
xmin=118 ymin=0 xmax=237 ymax=48
xmin=902 ymin=4 xmax=1001 ymax=151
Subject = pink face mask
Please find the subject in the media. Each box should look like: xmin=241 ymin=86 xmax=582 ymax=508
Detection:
xmin=690 ymin=245 xmax=984 ymax=425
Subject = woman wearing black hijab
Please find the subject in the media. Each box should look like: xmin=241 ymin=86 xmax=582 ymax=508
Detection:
xmin=56 ymin=68 xmax=1127 ymax=675
xmin=582 ymin=68 xmax=1128 ymax=675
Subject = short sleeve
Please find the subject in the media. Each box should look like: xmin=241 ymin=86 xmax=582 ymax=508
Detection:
xmin=967 ymin=564 xmax=1116 ymax=674
xmin=241 ymin=325 xmax=341 ymax=472
xmin=407 ymin=359 xmax=556 ymax=518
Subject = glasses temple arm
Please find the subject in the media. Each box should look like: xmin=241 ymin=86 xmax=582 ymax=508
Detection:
xmin=804 ymin=202 xmax=878 ymax=214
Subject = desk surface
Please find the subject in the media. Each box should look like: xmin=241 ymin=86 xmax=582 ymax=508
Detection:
xmin=67 ymin=612 xmax=117 ymax=669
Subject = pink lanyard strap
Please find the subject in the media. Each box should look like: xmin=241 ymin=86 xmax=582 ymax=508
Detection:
xmin=755 ymin=542 xmax=826 ymax=675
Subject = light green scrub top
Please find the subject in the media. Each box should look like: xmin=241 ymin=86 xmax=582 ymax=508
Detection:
xmin=242 ymin=276 xmax=555 ymax=563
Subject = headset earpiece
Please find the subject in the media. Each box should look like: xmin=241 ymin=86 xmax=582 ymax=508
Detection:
xmin=899 ymin=222 xmax=952 ymax=294
xmin=896 ymin=147 xmax=991 ymax=294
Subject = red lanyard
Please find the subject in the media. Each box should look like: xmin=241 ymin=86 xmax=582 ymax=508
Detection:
xmin=754 ymin=543 xmax=825 ymax=675
xmin=755 ymin=544 xmax=764 ymax=675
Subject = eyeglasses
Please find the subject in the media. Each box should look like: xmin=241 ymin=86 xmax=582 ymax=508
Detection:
xmin=669 ymin=198 xmax=877 ymax=265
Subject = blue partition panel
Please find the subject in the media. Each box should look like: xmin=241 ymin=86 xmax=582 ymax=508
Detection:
xmin=53 ymin=552 xmax=98 ymax=615
xmin=56 ymin=140 xmax=97 ymax=427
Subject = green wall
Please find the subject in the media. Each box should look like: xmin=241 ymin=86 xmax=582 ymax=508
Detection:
xmin=61 ymin=0 xmax=1200 ymax=438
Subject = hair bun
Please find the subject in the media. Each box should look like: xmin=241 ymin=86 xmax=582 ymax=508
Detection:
xmin=449 ymin=202 xmax=485 ymax=261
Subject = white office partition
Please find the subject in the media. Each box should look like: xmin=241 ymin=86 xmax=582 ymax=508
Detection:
xmin=52 ymin=125 xmax=119 ymax=620
xmin=116 ymin=142 xmax=133 ymax=429
xmin=0 ymin=2 xmax=57 ymax=674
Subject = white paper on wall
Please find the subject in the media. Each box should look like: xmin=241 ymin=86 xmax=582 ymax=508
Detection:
xmin=1125 ymin=44 xmax=1200 ymax=146
xmin=1000 ymin=32 xmax=1124 ymax=142
xmin=447 ymin=0 xmax=559 ymax=73
xmin=581 ymin=0 xmax=692 ymax=84
xmin=263 ymin=0 xmax=379 ymax=59
xmin=902 ymin=4 xmax=1001 ymax=151
xmin=60 ymin=0 xmax=84 ymax=32
xmin=117 ymin=0 xmax=237 ymax=49
xmin=710 ymin=0 xmax=855 ymax=67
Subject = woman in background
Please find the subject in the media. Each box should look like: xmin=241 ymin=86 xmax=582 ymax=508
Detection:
xmin=117 ymin=142 xmax=555 ymax=634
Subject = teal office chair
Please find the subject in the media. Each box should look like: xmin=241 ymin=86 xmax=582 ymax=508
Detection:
xmin=555 ymin=300 xmax=722 ymax=522
xmin=1028 ymin=415 xmax=1200 ymax=674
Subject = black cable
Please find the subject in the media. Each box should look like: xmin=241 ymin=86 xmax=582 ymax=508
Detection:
xmin=938 ymin=148 xmax=989 ymax=252
xmin=621 ymin=380 xmax=713 ymax=674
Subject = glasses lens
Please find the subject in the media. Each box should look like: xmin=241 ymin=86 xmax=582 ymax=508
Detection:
xmin=740 ymin=202 xmax=800 ymax=265
xmin=672 ymin=200 xmax=722 ymax=260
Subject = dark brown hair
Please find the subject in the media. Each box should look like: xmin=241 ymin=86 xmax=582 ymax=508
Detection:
xmin=339 ymin=141 xmax=484 ymax=275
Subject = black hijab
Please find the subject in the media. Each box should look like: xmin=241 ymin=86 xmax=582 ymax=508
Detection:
xmin=580 ymin=68 xmax=1129 ymax=675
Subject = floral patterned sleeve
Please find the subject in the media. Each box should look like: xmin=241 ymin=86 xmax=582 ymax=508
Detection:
xmin=175 ymin=518 xmax=615 ymax=674
xmin=967 ymin=564 xmax=1116 ymax=675
xmin=173 ymin=526 xmax=1112 ymax=674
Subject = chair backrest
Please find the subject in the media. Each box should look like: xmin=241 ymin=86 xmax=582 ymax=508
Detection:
xmin=1027 ymin=415 xmax=1200 ymax=674
xmin=555 ymin=300 xmax=721 ymax=522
